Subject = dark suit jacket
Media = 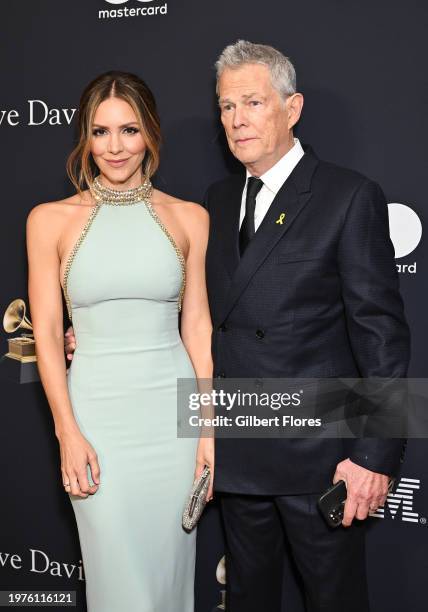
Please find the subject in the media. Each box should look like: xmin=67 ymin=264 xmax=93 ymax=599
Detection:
xmin=204 ymin=145 xmax=410 ymax=495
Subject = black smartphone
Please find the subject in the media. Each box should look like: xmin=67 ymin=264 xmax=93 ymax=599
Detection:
xmin=317 ymin=480 xmax=347 ymax=527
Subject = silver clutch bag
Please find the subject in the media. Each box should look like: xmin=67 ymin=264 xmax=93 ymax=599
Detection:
xmin=182 ymin=465 xmax=211 ymax=532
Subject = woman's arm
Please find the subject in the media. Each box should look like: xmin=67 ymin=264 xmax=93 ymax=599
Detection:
xmin=179 ymin=204 xmax=214 ymax=499
xmin=27 ymin=204 xmax=77 ymax=436
xmin=180 ymin=204 xmax=213 ymax=381
xmin=26 ymin=203 xmax=100 ymax=497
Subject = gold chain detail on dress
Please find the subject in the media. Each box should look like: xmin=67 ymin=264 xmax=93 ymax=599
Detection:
xmin=90 ymin=175 xmax=153 ymax=205
xmin=144 ymin=200 xmax=186 ymax=313
xmin=62 ymin=204 xmax=101 ymax=321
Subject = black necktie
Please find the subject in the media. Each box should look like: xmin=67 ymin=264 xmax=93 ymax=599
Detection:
xmin=239 ymin=177 xmax=264 ymax=255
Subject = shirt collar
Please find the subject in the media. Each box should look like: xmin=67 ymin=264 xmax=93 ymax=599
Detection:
xmin=246 ymin=138 xmax=305 ymax=196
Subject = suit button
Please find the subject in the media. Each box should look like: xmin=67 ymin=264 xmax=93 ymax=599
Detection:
xmin=218 ymin=324 xmax=227 ymax=332
xmin=217 ymin=372 xmax=226 ymax=378
xmin=256 ymin=329 xmax=265 ymax=339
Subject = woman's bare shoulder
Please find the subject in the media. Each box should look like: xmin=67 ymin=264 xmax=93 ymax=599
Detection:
xmin=27 ymin=191 xmax=93 ymax=227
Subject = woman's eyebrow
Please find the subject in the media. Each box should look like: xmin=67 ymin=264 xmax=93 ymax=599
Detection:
xmin=92 ymin=122 xmax=139 ymax=129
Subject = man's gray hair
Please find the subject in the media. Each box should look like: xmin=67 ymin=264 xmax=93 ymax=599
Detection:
xmin=215 ymin=40 xmax=296 ymax=99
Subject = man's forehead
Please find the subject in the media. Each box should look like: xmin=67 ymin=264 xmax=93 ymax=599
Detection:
xmin=218 ymin=65 xmax=272 ymax=97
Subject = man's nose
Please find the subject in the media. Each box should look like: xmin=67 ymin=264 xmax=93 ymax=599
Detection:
xmin=232 ymin=105 xmax=248 ymax=129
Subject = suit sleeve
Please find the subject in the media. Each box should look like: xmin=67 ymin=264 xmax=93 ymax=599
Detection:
xmin=337 ymin=178 xmax=410 ymax=476
xmin=202 ymin=187 xmax=211 ymax=212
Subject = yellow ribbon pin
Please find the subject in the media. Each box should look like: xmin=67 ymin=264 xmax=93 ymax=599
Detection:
xmin=276 ymin=213 xmax=286 ymax=225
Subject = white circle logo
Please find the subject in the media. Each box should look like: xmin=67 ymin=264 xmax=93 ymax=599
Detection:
xmin=387 ymin=203 xmax=422 ymax=259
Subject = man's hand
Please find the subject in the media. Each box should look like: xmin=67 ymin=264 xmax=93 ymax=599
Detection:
xmin=333 ymin=458 xmax=390 ymax=527
xmin=64 ymin=325 xmax=76 ymax=361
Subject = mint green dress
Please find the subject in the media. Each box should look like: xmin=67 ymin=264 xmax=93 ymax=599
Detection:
xmin=61 ymin=194 xmax=197 ymax=612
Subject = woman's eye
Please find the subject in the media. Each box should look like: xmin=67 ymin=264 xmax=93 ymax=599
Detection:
xmin=92 ymin=127 xmax=139 ymax=136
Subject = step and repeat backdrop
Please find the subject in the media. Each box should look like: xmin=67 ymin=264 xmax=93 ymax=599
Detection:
xmin=1 ymin=1 xmax=427 ymax=610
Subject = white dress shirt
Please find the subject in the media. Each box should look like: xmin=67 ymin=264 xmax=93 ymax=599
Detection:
xmin=239 ymin=138 xmax=305 ymax=231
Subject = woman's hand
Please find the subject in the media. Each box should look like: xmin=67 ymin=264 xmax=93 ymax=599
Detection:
xmin=195 ymin=436 xmax=215 ymax=502
xmin=58 ymin=430 xmax=101 ymax=497
xmin=64 ymin=326 xmax=76 ymax=361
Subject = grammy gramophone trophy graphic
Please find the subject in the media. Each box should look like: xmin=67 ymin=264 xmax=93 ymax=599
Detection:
xmin=1 ymin=298 xmax=40 ymax=383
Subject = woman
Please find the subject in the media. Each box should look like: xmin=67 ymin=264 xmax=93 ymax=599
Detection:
xmin=26 ymin=70 xmax=214 ymax=611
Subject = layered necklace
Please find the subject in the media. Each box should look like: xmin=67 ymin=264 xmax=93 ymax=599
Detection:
xmin=90 ymin=175 xmax=153 ymax=205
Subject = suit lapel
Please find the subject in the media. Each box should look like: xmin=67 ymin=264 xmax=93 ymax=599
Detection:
xmin=218 ymin=146 xmax=319 ymax=323
xmin=218 ymin=174 xmax=246 ymax=279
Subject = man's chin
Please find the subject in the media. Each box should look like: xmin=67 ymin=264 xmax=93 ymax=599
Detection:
xmin=231 ymin=150 xmax=260 ymax=167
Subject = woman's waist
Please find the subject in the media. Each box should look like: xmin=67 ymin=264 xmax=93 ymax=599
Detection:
xmin=70 ymin=299 xmax=181 ymax=349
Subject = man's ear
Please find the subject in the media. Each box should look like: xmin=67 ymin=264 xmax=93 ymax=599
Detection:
xmin=287 ymin=93 xmax=304 ymax=130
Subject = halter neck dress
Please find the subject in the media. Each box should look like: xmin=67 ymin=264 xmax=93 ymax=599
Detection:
xmin=61 ymin=189 xmax=197 ymax=612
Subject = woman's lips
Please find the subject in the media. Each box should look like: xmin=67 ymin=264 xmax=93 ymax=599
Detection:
xmin=105 ymin=159 xmax=130 ymax=167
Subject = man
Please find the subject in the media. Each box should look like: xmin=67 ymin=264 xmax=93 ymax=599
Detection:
xmin=65 ymin=41 xmax=409 ymax=611
xmin=203 ymin=41 xmax=409 ymax=612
